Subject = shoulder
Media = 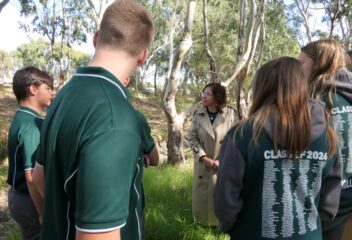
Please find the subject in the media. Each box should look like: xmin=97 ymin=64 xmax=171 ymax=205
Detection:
xmin=192 ymin=106 xmax=206 ymax=118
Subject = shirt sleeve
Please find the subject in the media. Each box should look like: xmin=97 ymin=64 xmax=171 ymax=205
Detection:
xmin=188 ymin=113 xmax=207 ymax=160
xmin=21 ymin=125 xmax=41 ymax=170
xmin=214 ymin=130 xmax=245 ymax=233
xmin=137 ymin=111 xmax=155 ymax=154
xmin=75 ymin=128 xmax=141 ymax=232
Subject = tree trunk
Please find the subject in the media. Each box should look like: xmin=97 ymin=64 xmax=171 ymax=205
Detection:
xmin=294 ymin=0 xmax=312 ymax=43
xmin=163 ymin=0 xmax=196 ymax=164
xmin=223 ymin=0 xmax=266 ymax=119
xmin=154 ymin=65 xmax=158 ymax=95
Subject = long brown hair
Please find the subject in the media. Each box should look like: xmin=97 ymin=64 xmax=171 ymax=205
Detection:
xmin=202 ymin=83 xmax=227 ymax=109
xmin=301 ymin=39 xmax=345 ymax=112
xmin=238 ymin=56 xmax=335 ymax=158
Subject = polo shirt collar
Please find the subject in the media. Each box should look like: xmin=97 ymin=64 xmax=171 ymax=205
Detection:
xmin=18 ymin=106 xmax=42 ymax=118
xmin=75 ymin=67 xmax=131 ymax=100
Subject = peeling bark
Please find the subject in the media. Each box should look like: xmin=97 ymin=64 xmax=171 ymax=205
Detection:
xmin=163 ymin=0 xmax=196 ymax=164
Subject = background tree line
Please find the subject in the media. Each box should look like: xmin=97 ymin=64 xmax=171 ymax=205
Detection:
xmin=0 ymin=0 xmax=352 ymax=164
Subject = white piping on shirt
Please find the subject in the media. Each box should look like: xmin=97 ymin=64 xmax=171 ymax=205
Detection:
xmin=64 ymin=169 xmax=78 ymax=240
xmin=17 ymin=109 xmax=44 ymax=119
xmin=74 ymin=73 xmax=127 ymax=99
xmin=66 ymin=201 xmax=71 ymax=240
xmin=75 ymin=223 xmax=126 ymax=233
xmin=133 ymin=161 xmax=141 ymax=240
xmin=12 ymin=144 xmax=21 ymax=189
xmin=12 ymin=109 xmax=43 ymax=189
xmin=63 ymin=72 xmax=129 ymax=235
xmin=64 ymin=169 xmax=78 ymax=193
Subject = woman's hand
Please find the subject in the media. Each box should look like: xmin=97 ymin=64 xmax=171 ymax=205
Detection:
xmin=201 ymin=156 xmax=218 ymax=171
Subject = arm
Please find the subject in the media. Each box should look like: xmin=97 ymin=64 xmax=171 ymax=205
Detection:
xmin=76 ymin=229 xmax=120 ymax=240
xmin=32 ymin=163 xmax=44 ymax=197
xmin=319 ymin=151 xmax=342 ymax=221
xmin=214 ymin=131 xmax=245 ymax=232
xmin=136 ymin=110 xmax=159 ymax=167
xmin=25 ymin=169 xmax=43 ymax=218
xmin=187 ymin=114 xmax=207 ymax=161
xmin=145 ymin=145 xmax=159 ymax=166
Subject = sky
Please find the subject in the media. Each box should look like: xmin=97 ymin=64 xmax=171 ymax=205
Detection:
xmin=0 ymin=1 xmax=327 ymax=55
xmin=0 ymin=1 xmax=94 ymax=54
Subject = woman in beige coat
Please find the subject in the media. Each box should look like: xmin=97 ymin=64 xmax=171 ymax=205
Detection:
xmin=188 ymin=83 xmax=237 ymax=226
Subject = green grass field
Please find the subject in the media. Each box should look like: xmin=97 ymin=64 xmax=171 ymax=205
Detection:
xmin=143 ymin=163 xmax=229 ymax=240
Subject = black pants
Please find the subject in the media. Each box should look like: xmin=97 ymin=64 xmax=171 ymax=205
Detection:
xmin=8 ymin=188 xmax=41 ymax=240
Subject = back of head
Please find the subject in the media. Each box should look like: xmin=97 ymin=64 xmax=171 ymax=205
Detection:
xmin=249 ymin=56 xmax=311 ymax=158
xmin=13 ymin=66 xmax=54 ymax=103
xmin=301 ymin=39 xmax=344 ymax=98
xmin=97 ymin=0 xmax=154 ymax=56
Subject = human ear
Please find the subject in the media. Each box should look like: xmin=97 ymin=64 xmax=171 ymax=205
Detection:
xmin=28 ymin=84 xmax=38 ymax=96
xmin=137 ymin=49 xmax=148 ymax=66
xmin=93 ymin=31 xmax=100 ymax=48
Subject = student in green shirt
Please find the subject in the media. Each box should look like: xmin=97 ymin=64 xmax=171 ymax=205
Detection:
xmin=7 ymin=66 xmax=54 ymax=240
xmin=299 ymin=39 xmax=352 ymax=240
xmin=32 ymin=1 xmax=154 ymax=240
xmin=214 ymin=57 xmax=342 ymax=240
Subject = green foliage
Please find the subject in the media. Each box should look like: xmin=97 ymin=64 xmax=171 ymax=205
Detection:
xmin=13 ymin=39 xmax=90 ymax=77
xmin=144 ymin=163 xmax=229 ymax=240
xmin=263 ymin=0 xmax=301 ymax=62
xmin=3 ymin=225 xmax=22 ymax=240
xmin=0 ymin=49 xmax=13 ymax=80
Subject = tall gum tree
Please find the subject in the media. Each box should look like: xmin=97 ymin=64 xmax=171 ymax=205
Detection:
xmin=163 ymin=0 xmax=196 ymax=164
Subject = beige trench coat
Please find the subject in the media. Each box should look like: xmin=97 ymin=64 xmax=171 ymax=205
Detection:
xmin=188 ymin=106 xmax=237 ymax=226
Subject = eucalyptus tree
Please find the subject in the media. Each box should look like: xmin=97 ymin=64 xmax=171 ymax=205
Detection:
xmin=0 ymin=49 xmax=13 ymax=82
xmin=14 ymin=39 xmax=90 ymax=81
xmin=18 ymin=0 xmax=91 ymax=84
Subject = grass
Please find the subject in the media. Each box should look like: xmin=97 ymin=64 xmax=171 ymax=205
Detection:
xmin=143 ymin=163 xmax=229 ymax=240
xmin=2 ymin=226 xmax=21 ymax=240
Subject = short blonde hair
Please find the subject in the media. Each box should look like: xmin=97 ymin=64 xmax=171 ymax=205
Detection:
xmin=98 ymin=0 xmax=154 ymax=56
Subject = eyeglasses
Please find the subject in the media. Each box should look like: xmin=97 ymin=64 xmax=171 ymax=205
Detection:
xmin=201 ymin=92 xmax=213 ymax=97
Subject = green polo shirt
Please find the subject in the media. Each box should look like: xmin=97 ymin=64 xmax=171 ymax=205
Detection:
xmin=329 ymin=93 xmax=352 ymax=218
xmin=37 ymin=67 xmax=142 ymax=240
xmin=121 ymin=110 xmax=155 ymax=240
xmin=7 ymin=106 xmax=43 ymax=194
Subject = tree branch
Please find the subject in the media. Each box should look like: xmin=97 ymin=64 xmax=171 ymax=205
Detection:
xmin=202 ymin=0 xmax=218 ymax=83
xmin=0 ymin=0 xmax=9 ymax=13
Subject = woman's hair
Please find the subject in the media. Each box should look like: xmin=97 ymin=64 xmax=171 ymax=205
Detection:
xmin=202 ymin=83 xmax=227 ymax=109
xmin=238 ymin=56 xmax=335 ymax=158
xmin=301 ymin=39 xmax=345 ymax=112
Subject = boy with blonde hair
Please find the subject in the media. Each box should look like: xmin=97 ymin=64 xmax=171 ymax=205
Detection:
xmin=32 ymin=1 xmax=154 ymax=240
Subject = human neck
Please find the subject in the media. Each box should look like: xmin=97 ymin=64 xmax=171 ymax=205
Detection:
xmin=207 ymin=105 xmax=218 ymax=113
xmin=19 ymin=99 xmax=42 ymax=115
xmin=89 ymin=47 xmax=138 ymax=84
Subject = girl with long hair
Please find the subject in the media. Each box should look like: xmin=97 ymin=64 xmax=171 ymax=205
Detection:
xmin=299 ymin=39 xmax=352 ymax=240
xmin=214 ymin=56 xmax=341 ymax=240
